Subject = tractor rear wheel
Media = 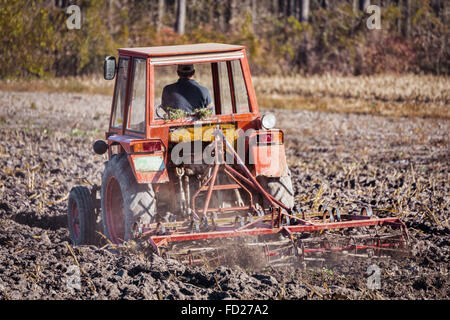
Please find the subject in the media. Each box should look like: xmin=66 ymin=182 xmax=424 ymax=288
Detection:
xmin=67 ymin=186 xmax=96 ymax=245
xmin=101 ymin=153 xmax=156 ymax=244
xmin=258 ymin=169 xmax=295 ymax=210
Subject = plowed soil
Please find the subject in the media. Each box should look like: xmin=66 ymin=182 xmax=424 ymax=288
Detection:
xmin=0 ymin=91 xmax=448 ymax=300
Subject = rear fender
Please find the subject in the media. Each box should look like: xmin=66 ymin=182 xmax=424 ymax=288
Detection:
xmin=107 ymin=135 xmax=169 ymax=184
xmin=248 ymin=130 xmax=288 ymax=178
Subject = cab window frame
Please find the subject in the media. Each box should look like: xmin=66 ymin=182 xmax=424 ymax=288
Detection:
xmin=110 ymin=56 xmax=131 ymax=132
xmin=125 ymin=56 xmax=148 ymax=136
xmin=148 ymin=57 xmax=255 ymax=125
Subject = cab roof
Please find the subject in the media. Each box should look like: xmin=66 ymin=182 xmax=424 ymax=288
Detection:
xmin=118 ymin=43 xmax=245 ymax=57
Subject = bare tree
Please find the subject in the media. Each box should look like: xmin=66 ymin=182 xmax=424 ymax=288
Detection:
xmin=288 ymin=0 xmax=295 ymax=17
xmin=157 ymin=0 xmax=164 ymax=31
xmin=250 ymin=0 xmax=257 ymax=21
xmin=353 ymin=0 xmax=370 ymax=14
xmin=359 ymin=0 xmax=370 ymax=11
xmin=216 ymin=0 xmax=226 ymax=31
xmin=271 ymin=0 xmax=279 ymax=17
xmin=397 ymin=0 xmax=412 ymax=38
xmin=319 ymin=0 xmax=328 ymax=9
xmin=175 ymin=0 xmax=186 ymax=35
xmin=300 ymin=0 xmax=310 ymax=22
xmin=395 ymin=0 xmax=402 ymax=34
xmin=405 ymin=0 xmax=411 ymax=38
xmin=353 ymin=0 xmax=359 ymax=14
xmin=282 ymin=0 xmax=288 ymax=17
xmin=229 ymin=0 xmax=237 ymax=22
xmin=54 ymin=0 xmax=69 ymax=8
xmin=227 ymin=0 xmax=239 ymax=31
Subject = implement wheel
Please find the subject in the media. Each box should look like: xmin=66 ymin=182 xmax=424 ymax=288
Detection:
xmin=101 ymin=153 xmax=156 ymax=244
xmin=67 ymin=186 xmax=96 ymax=245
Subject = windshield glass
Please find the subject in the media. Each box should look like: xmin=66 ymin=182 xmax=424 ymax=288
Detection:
xmin=153 ymin=60 xmax=250 ymax=120
xmin=111 ymin=57 xmax=129 ymax=128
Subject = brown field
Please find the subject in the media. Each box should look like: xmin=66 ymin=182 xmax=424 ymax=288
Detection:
xmin=0 ymin=75 xmax=448 ymax=299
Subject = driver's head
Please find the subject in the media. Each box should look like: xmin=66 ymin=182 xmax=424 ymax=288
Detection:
xmin=177 ymin=64 xmax=195 ymax=78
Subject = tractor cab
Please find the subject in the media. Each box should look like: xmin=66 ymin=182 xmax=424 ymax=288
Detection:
xmin=104 ymin=43 xmax=260 ymax=135
xmin=101 ymin=43 xmax=288 ymax=185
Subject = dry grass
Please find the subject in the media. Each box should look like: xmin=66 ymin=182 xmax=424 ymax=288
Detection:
xmin=1 ymin=73 xmax=448 ymax=118
xmin=0 ymin=76 xmax=114 ymax=96
xmin=255 ymin=74 xmax=450 ymax=118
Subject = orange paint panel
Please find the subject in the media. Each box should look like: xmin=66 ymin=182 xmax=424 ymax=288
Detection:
xmin=134 ymin=170 xmax=169 ymax=184
xmin=250 ymin=144 xmax=288 ymax=178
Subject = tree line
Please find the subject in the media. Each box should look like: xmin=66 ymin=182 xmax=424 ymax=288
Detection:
xmin=0 ymin=0 xmax=448 ymax=77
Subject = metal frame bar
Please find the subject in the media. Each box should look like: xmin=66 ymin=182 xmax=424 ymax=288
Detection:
xmin=147 ymin=216 xmax=406 ymax=245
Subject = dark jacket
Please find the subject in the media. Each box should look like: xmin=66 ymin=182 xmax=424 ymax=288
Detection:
xmin=161 ymin=78 xmax=212 ymax=113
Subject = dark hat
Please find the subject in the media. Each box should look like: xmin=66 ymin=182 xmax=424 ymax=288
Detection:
xmin=177 ymin=64 xmax=195 ymax=73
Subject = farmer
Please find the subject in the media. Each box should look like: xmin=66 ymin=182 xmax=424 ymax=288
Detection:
xmin=161 ymin=64 xmax=212 ymax=114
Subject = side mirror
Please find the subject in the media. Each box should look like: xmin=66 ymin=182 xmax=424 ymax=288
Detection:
xmin=104 ymin=56 xmax=116 ymax=80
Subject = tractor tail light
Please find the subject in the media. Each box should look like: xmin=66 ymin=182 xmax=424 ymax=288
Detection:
xmin=133 ymin=141 xmax=163 ymax=153
xmin=257 ymin=131 xmax=283 ymax=145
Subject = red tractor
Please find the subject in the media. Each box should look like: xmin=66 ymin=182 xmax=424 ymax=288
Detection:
xmin=67 ymin=43 xmax=407 ymax=265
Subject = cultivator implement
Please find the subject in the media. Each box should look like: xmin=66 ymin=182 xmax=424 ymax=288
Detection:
xmin=138 ymin=212 xmax=408 ymax=267
xmin=136 ymin=128 xmax=409 ymax=267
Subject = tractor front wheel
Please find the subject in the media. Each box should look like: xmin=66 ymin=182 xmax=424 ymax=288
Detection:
xmin=101 ymin=153 xmax=156 ymax=244
xmin=67 ymin=186 xmax=96 ymax=245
